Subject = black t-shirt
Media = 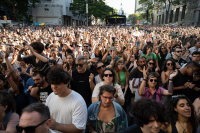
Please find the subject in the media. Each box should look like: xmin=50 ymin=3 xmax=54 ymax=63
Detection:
xmin=170 ymin=57 xmax=187 ymax=66
xmin=23 ymin=55 xmax=50 ymax=75
xmin=37 ymin=85 xmax=52 ymax=104
xmin=122 ymin=124 xmax=166 ymax=133
xmin=71 ymin=69 xmax=95 ymax=107
xmin=172 ymin=70 xmax=193 ymax=96
xmin=129 ymin=67 xmax=152 ymax=80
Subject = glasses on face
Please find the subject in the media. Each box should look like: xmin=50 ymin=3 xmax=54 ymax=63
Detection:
xmin=101 ymin=95 xmax=114 ymax=100
xmin=190 ymin=67 xmax=199 ymax=74
xmin=149 ymin=79 xmax=157 ymax=82
xmin=104 ymin=74 xmax=113 ymax=77
xmin=75 ymin=64 xmax=84 ymax=67
xmin=16 ymin=120 xmax=47 ymax=133
xmin=167 ymin=63 xmax=173 ymax=66
xmin=172 ymin=95 xmax=185 ymax=101
xmin=176 ymin=51 xmax=182 ymax=53
xmin=10 ymin=45 xmax=14 ymax=46
xmin=161 ymin=47 xmax=165 ymax=50
xmin=83 ymin=46 xmax=88 ymax=48
xmin=97 ymin=65 xmax=105 ymax=70
xmin=149 ymin=62 xmax=154 ymax=65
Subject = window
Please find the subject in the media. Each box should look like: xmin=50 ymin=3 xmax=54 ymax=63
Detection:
xmin=181 ymin=6 xmax=186 ymax=20
xmin=175 ymin=8 xmax=179 ymax=22
xmin=162 ymin=14 xmax=164 ymax=24
xmin=165 ymin=11 xmax=169 ymax=23
xmin=169 ymin=10 xmax=173 ymax=23
xmin=44 ymin=8 xmax=49 ymax=11
xmin=66 ymin=7 xmax=68 ymax=11
xmin=159 ymin=15 xmax=161 ymax=24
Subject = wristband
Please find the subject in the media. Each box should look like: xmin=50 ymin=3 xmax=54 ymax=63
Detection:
xmin=143 ymin=79 xmax=147 ymax=81
xmin=112 ymin=57 xmax=115 ymax=59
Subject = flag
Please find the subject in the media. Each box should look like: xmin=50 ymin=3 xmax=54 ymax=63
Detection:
xmin=3 ymin=16 xmax=7 ymax=22
xmin=39 ymin=23 xmax=45 ymax=25
xmin=35 ymin=22 xmax=39 ymax=25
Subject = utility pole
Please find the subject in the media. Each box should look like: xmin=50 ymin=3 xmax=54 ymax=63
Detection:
xmin=86 ymin=2 xmax=88 ymax=26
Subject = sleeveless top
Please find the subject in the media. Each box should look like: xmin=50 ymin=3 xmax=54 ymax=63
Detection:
xmin=119 ymin=71 xmax=126 ymax=85
xmin=171 ymin=122 xmax=195 ymax=133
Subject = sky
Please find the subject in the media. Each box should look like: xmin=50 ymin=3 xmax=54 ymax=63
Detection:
xmin=106 ymin=0 xmax=136 ymax=16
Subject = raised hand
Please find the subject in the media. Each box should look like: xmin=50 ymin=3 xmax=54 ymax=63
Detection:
xmin=143 ymin=67 xmax=147 ymax=79
xmin=89 ymin=73 xmax=94 ymax=83
xmin=169 ymin=69 xmax=178 ymax=79
xmin=4 ymin=49 xmax=10 ymax=58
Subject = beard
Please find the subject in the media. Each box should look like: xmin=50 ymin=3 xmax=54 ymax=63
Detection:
xmin=37 ymin=80 xmax=45 ymax=87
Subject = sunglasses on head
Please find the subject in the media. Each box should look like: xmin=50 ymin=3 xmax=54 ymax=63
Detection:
xmin=16 ymin=120 xmax=47 ymax=133
xmin=104 ymin=74 xmax=113 ymax=77
xmin=149 ymin=79 xmax=157 ymax=82
xmin=75 ymin=64 xmax=84 ymax=67
xmin=167 ymin=63 xmax=173 ymax=66
xmin=172 ymin=95 xmax=185 ymax=101
xmin=97 ymin=65 xmax=105 ymax=70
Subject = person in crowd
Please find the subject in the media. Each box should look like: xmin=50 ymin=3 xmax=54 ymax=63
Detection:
xmin=126 ymin=54 xmax=138 ymax=73
xmin=0 ymin=90 xmax=19 ymax=133
xmin=172 ymin=61 xmax=200 ymax=102
xmin=189 ymin=41 xmax=200 ymax=55
xmin=49 ymin=60 xmax=57 ymax=70
xmin=81 ymin=43 xmax=95 ymax=58
xmin=63 ymin=53 xmax=76 ymax=71
xmin=93 ymin=46 xmax=104 ymax=60
xmin=30 ymin=71 xmax=52 ymax=104
xmin=115 ymin=59 xmax=129 ymax=111
xmin=49 ymin=48 xmax=63 ymax=67
xmin=142 ymin=45 xmax=160 ymax=71
xmin=46 ymin=66 xmax=87 ymax=133
xmin=18 ymin=103 xmax=56 ymax=133
xmin=132 ymin=46 xmax=142 ymax=56
xmin=123 ymin=98 xmax=168 ymax=133
xmin=87 ymin=84 xmax=128 ymax=133
xmin=146 ymin=59 xmax=160 ymax=77
xmin=17 ymin=41 xmax=50 ymax=75
xmin=139 ymin=69 xmax=177 ymax=104
xmin=162 ymin=95 xmax=198 ymax=133
xmin=92 ymin=68 xmax=125 ymax=106
xmin=161 ymin=59 xmax=176 ymax=88
xmin=94 ymin=61 xmax=105 ymax=84
xmin=182 ymin=49 xmax=190 ymax=62
xmin=158 ymin=45 xmax=168 ymax=69
xmin=170 ymin=47 xmax=187 ymax=69
xmin=165 ymin=44 xmax=181 ymax=59
xmin=70 ymin=56 xmax=95 ymax=107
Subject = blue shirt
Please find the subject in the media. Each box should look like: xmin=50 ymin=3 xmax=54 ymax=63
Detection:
xmin=24 ymin=77 xmax=37 ymax=103
xmin=87 ymin=101 xmax=128 ymax=132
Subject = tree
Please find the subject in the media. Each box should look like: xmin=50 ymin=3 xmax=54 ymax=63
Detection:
xmin=70 ymin=0 xmax=113 ymax=24
xmin=128 ymin=13 xmax=139 ymax=24
xmin=0 ymin=0 xmax=41 ymax=21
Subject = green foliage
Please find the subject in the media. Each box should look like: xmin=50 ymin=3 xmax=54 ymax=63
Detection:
xmin=0 ymin=0 xmax=41 ymax=20
xmin=128 ymin=13 xmax=138 ymax=23
xmin=70 ymin=0 xmax=113 ymax=21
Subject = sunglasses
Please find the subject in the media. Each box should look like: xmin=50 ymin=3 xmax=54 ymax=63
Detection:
xmin=15 ymin=48 xmax=19 ymax=51
xmin=149 ymin=63 xmax=154 ymax=65
xmin=75 ymin=64 xmax=84 ymax=67
xmin=161 ymin=48 xmax=166 ymax=49
xmin=104 ymin=74 xmax=113 ymax=77
xmin=10 ymin=45 xmax=14 ymax=46
xmin=16 ymin=120 xmax=47 ymax=133
xmin=167 ymin=63 xmax=173 ymax=66
xmin=83 ymin=46 xmax=88 ymax=47
xmin=172 ymin=95 xmax=185 ymax=101
xmin=101 ymin=95 xmax=114 ymax=100
xmin=190 ymin=67 xmax=199 ymax=74
xmin=149 ymin=79 xmax=157 ymax=82
xmin=97 ymin=65 xmax=105 ymax=70
xmin=176 ymin=51 xmax=182 ymax=53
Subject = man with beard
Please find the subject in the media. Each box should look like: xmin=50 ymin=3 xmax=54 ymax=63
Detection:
xmin=30 ymin=71 xmax=52 ymax=104
xmin=129 ymin=56 xmax=151 ymax=102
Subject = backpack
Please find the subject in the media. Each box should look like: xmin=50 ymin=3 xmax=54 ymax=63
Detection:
xmin=3 ymin=112 xmax=12 ymax=129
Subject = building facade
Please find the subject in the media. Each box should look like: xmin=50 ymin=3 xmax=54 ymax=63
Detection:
xmin=154 ymin=0 xmax=200 ymax=26
xmin=31 ymin=0 xmax=85 ymax=26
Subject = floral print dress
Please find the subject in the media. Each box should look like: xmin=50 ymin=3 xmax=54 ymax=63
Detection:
xmin=97 ymin=116 xmax=117 ymax=133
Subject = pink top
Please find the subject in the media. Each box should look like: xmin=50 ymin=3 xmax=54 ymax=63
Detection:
xmin=140 ymin=87 xmax=165 ymax=104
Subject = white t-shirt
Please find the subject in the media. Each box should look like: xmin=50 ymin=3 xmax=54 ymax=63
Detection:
xmin=92 ymin=82 xmax=124 ymax=102
xmin=45 ymin=91 xmax=87 ymax=133
xmin=95 ymin=75 xmax=102 ymax=84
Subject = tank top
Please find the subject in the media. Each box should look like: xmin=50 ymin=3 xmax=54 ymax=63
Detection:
xmin=119 ymin=71 xmax=126 ymax=85
xmin=171 ymin=122 xmax=195 ymax=133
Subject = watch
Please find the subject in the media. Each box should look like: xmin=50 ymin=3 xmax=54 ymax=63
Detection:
xmin=114 ymin=95 xmax=118 ymax=98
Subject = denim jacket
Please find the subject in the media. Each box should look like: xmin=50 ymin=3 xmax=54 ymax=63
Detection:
xmin=87 ymin=101 xmax=128 ymax=132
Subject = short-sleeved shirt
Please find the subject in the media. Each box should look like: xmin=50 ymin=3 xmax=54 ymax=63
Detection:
xmin=141 ymin=52 xmax=159 ymax=60
xmin=106 ymin=55 xmax=120 ymax=66
xmin=92 ymin=81 xmax=124 ymax=103
xmin=0 ymin=112 xmax=19 ymax=130
xmin=140 ymin=87 xmax=165 ymax=104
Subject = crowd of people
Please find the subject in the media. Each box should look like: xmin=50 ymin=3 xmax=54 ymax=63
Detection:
xmin=0 ymin=25 xmax=200 ymax=133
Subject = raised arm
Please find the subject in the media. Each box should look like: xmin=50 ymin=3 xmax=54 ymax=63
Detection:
xmin=138 ymin=67 xmax=147 ymax=96
xmin=5 ymin=70 xmax=18 ymax=92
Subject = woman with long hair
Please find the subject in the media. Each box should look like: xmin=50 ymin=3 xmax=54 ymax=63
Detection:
xmin=92 ymin=68 xmax=125 ymax=106
xmin=158 ymin=45 xmax=168 ymax=69
xmin=63 ymin=54 xmax=76 ymax=71
xmin=94 ymin=61 xmax=105 ymax=84
xmin=0 ymin=90 xmax=19 ymax=132
xmin=161 ymin=58 xmax=176 ymax=88
xmin=50 ymin=48 xmax=63 ymax=67
xmin=146 ymin=59 xmax=160 ymax=77
xmin=132 ymin=46 xmax=141 ymax=57
xmin=139 ymin=70 xmax=177 ymax=104
xmin=126 ymin=54 xmax=138 ymax=73
xmin=115 ymin=59 xmax=129 ymax=112
xmin=162 ymin=95 xmax=198 ymax=133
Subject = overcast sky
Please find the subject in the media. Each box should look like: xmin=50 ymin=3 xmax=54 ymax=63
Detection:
xmin=106 ymin=0 xmax=135 ymax=16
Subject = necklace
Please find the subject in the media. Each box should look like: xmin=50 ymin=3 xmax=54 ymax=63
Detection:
xmin=178 ymin=121 xmax=187 ymax=133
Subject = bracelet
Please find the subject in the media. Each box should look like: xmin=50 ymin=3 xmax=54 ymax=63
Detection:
xmin=169 ymin=79 xmax=173 ymax=81
xmin=112 ymin=58 xmax=115 ymax=59
xmin=143 ymin=79 xmax=147 ymax=81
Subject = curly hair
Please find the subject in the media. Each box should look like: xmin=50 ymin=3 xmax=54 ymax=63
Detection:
xmin=165 ymin=96 xmax=198 ymax=133
xmin=101 ymin=68 xmax=116 ymax=85
xmin=0 ymin=90 xmax=16 ymax=113
xmin=130 ymin=98 xmax=169 ymax=127
xmin=47 ymin=66 xmax=72 ymax=84
xmin=162 ymin=59 xmax=176 ymax=72
xmin=114 ymin=59 xmax=129 ymax=85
